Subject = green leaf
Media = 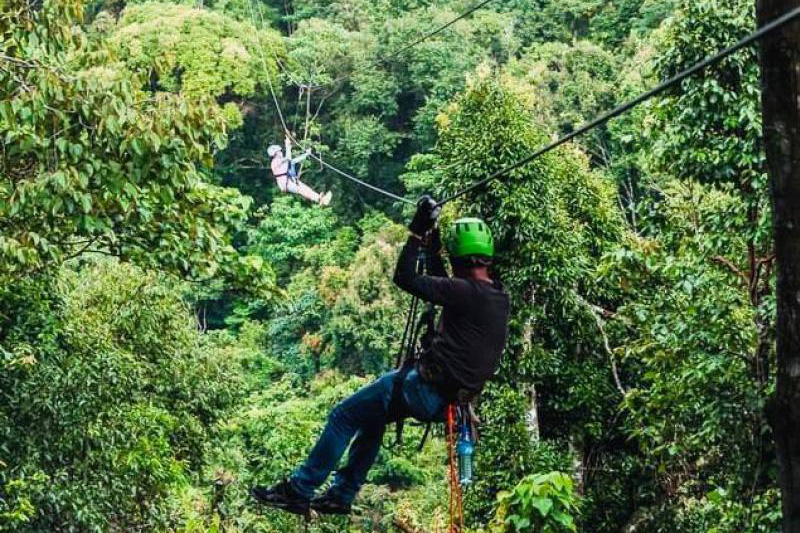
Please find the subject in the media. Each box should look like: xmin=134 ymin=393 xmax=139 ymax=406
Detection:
xmin=530 ymin=497 xmax=554 ymax=517
xmin=80 ymin=194 xmax=92 ymax=214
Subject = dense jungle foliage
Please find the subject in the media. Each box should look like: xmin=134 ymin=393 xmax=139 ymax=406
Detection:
xmin=0 ymin=0 xmax=788 ymax=531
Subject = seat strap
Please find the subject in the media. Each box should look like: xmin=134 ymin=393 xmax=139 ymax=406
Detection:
xmin=388 ymin=359 xmax=415 ymax=442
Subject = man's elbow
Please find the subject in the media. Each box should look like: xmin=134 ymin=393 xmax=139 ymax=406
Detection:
xmin=393 ymin=271 xmax=412 ymax=292
xmin=393 ymin=272 xmax=406 ymax=290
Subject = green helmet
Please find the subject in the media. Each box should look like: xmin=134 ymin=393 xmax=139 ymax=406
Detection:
xmin=447 ymin=218 xmax=494 ymax=259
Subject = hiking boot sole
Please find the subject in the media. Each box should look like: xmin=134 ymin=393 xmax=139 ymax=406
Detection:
xmin=250 ymin=489 xmax=310 ymax=516
xmin=311 ymin=505 xmax=351 ymax=516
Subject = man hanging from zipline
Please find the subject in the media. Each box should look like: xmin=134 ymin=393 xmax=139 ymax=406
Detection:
xmin=250 ymin=197 xmax=510 ymax=516
xmin=268 ymin=135 xmax=332 ymax=206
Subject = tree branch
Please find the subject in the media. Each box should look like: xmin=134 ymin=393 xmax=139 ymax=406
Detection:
xmin=393 ymin=518 xmax=422 ymax=533
xmin=0 ymin=54 xmax=36 ymax=68
xmin=576 ymin=294 xmax=626 ymax=396
xmin=711 ymin=255 xmax=749 ymax=285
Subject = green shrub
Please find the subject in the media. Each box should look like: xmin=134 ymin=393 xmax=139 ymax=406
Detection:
xmin=368 ymin=456 xmax=428 ymax=489
xmin=490 ymin=472 xmax=580 ymax=533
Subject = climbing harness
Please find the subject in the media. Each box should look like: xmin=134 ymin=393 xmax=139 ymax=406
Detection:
xmin=268 ymin=140 xmax=304 ymax=184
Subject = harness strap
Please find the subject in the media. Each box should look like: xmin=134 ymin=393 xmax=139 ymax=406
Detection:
xmin=387 ymin=359 xmax=415 ymax=425
xmin=391 ymin=313 xmax=440 ymax=444
xmin=418 ymin=422 xmax=433 ymax=451
xmin=275 ymin=172 xmax=299 ymax=180
xmin=387 ymin=363 xmax=438 ymax=451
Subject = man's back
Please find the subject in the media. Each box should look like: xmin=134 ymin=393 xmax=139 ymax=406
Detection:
xmin=393 ymin=237 xmax=510 ymax=396
xmin=430 ymin=277 xmax=509 ymax=394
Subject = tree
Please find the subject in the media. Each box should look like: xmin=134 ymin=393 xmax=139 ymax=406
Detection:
xmin=319 ymin=214 xmax=408 ymax=374
xmin=508 ymin=40 xmax=620 ymax=166
xmin=645 ymin=0 xmax=777 ymax=496
xmin=0 ymin=0 xmax=273 ymax=293
xmin=605 ymin=180 xmax=779 ymax=531
xmin=0 ymin=261 xmax=246 ymax=531
xmin=757 ymin=0 xmax=800 ymax=531
xmin=247 ymin=195 xmax=342 ymax=282
xmin=111 ymin=3 xmax=284 ymax=104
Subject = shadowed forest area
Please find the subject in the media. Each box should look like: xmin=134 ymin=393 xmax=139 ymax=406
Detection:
xmin=3 ymin=0 xmax=800 ymax=531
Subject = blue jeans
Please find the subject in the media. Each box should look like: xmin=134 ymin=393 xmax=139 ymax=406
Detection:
xmin=290 ymin=369 xmax=447 ymax=504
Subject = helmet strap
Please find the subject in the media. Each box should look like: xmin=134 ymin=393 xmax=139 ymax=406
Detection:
xmin=450 ymin=256 xmax=492 ymax=269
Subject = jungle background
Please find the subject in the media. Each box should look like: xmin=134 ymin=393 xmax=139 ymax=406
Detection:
xmin=1 ymin=0 xmax=785 ymax=531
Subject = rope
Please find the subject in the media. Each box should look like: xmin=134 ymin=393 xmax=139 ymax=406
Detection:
xmin=447 ymin=404 xmax=464 ymax=533
xmin=436 ymin=5 xmax=800 ymax=207
xmin=395 ymin=296 xmax=419 ymax=368
xmin=247 ymin=0 xmax=289 ymax=132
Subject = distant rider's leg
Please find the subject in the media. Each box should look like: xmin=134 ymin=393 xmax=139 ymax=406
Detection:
xmin=282 ymin=178 xmax=322 ymax=203
xmin=296 ymin=181 xmax=323 ymax=203
xmin=290 ymin=372 xmax=395 ymax=498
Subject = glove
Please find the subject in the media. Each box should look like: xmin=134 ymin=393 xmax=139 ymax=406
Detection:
xmin=409 ymin=195 xmax=440 ymax=236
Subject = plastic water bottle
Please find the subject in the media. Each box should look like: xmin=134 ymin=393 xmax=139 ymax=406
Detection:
xmin=457 ymin=420 xmax=474 ymax=486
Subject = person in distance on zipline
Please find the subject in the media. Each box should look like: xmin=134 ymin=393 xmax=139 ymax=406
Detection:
xmin=268 ymin=136 xmax=332 ymax=206
xmin=250 ymin=197 xmax=510 ymax=516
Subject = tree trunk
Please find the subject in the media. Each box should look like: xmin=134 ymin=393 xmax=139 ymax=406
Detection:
xmin=525 ymin=383 xmax=540 ymax=441
xmin=757 ymin=1 xmax=800 ymax=530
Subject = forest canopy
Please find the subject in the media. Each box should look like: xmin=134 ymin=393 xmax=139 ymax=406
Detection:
xmin=1 ymin=0 xmax=795 ymax=532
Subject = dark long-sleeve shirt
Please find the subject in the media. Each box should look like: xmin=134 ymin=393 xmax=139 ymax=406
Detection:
xmin=393 ymin=237 xmax=510 ymax=395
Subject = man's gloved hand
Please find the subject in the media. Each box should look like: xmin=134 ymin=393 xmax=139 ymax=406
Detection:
xmin=409 ymin=195 xmax=440 ymax=236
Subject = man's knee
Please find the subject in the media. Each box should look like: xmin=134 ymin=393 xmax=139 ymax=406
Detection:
xmin=328 ymin=402 xmax=350 ymax=425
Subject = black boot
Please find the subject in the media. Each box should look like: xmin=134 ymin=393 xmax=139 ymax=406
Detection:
xmin=250 ymin=480 xmax=310 ymax=515
xmin=311 ymin=492 xmax=352 ymax=515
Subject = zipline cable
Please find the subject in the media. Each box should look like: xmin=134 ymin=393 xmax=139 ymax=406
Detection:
xmin=305 ymin=151 xmax=416 ymax=205
xmin=436 ymin=5 xmax=800 ymax=207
